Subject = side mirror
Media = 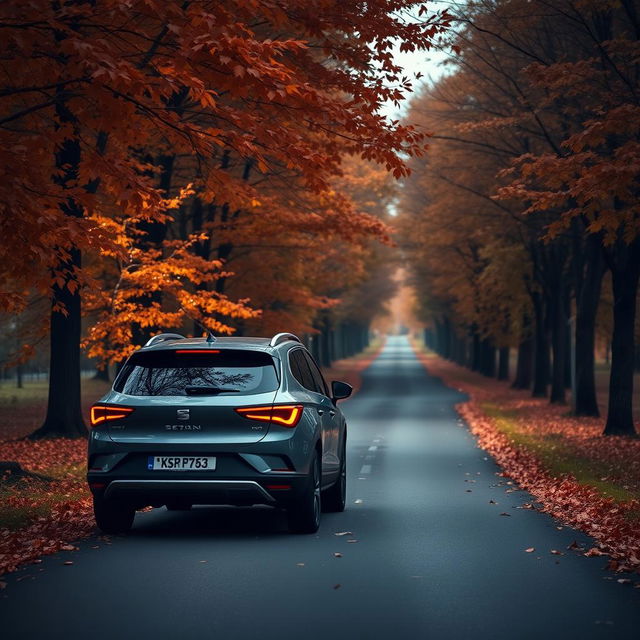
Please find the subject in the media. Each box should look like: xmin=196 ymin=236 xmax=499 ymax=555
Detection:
xmin=331 ymin=380 xmax=353 ymax=403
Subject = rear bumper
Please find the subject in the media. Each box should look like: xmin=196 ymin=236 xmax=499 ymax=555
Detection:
xmin=104 ymin=479 xmax=276 ymax=505
xmin=88 ymin=472 xmax=307 ymax=507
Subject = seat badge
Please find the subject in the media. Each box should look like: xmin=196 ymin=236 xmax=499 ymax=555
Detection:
xmin=177 ymin=409 xmax=190 ymax=421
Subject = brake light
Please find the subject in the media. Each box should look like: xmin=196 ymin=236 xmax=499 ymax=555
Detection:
xmin=175 ymin=350 xmax=220 ymax=354
xmin=235 ymin=405 xmax=303 ymax=428
xmin=90 ymin=405 xmax=134 ymax=427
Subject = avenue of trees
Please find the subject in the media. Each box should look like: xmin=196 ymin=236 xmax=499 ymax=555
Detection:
xmin=400 ymin=0 xmax=640 ymax=436
xmin=0 ymin=0 xmax=450 ymax=438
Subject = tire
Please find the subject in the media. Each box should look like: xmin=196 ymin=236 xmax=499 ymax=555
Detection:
xmin=93 ymin=496 xmax=135 ymax=534
xmin=288 ymin=451 xmax=321 ymax=534
xmin=323 ymin=437 xmax=346 ymax=513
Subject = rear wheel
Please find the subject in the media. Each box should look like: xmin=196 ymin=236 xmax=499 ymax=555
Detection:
xmin=93 ymin=496 xmax=135 ymax=534
xmin=323 ymin=437 xmax=346 ymax=513
xmin=288 ymin=451 xmax=321 ymax=534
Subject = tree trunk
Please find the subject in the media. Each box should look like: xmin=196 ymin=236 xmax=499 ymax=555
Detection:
xmin=512 ymin=317 xmax=533 ymax=390
xmin=480 ymin=339 xmax=496 ymax=377
xmin=32 ymin=245 xmax=86 ymax=439
xmin=603 ymin=239 xmax=640 ymax=436
xmin=574 ymin=237 xmax=605 ymax=416
xmin=471 ymin=330 xmax=481 ymax=372
xmin=498 ymin=346 xmax=510 ymax=381
xmin=549 ymin=285 xmax=569 ymax=404
xmin=31 ymin=85 xmax=86 ymax=439
xmin=531 ymin=291 xmax=550 ymax=397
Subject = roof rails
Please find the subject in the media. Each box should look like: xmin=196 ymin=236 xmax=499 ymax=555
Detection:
xmin=144 ymin=333 xmax=185 ymax=348
xmin=269 ymin=332 xmax=301 ymax=347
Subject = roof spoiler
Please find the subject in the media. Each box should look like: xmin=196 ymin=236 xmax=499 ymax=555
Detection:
xmin=144 ymin=333 xmax=185 ymax=348
xmin=269 ymin=332 xmax=301 ymax=347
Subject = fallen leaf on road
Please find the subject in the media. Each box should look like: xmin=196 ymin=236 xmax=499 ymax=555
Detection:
xmin=354 ymin=499 xmax=363 ymax=504
xmin=63 ymin=561 xmax=73 ymax=566
xmin=567 ymin=541 xmax=581 ymax=550
xmin=525 ymin=547 xmax=535 ymax=553
xmin=347 ymin=539 xmax=358 ymax=543
xmin=296 ymin=563 xmax=305 ymax=567
xmin=61 ymin=545 xmax=75 ymax=552
xmin=199 ymin=560 xmax=207 ymax=564
xmin=585 ymin=547 xmax=606 ymax=557
xmin=550 ymin=550 xmax=563 ymax=556
xmin=333 ymin=552 xmax=343 ymax=558
xmin=334 ymin=531 xmax=352 ymax=537
xmin=489 ymin=500 xmax=497 ymax=504
xmin=499 ymin=512 xmax=511 ymax=517
xmin=617 ymin=578 xmax=632 ymax=585
xmin=333 ymin=584 xmax=341 ymax=590
xmin=465 ymin=489 xmax=472 ymax=493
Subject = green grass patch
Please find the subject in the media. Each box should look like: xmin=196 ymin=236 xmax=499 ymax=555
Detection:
xmin=0 ymin=381 xmax=50 ymax=404
xmin=0 ymin=481 xmax=87 ymax=530
xmin=481 ymin=403 xmax=640 ymax=510
xmin=0 ymin=378 xmax=110 ymax=404
xmin=0 ymin=462 xmax=88 ymax=530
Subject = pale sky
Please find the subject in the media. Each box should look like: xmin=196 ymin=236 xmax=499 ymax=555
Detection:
xmin=378 ymin=22 xmax=453 ymax=121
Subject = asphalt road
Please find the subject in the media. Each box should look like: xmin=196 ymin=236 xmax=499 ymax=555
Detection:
xmin=3 ymin=336 xmax=640 ymax=639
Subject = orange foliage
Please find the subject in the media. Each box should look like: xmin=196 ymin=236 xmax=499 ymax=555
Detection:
xmin=0 ymin=0 xmax=451 ymax=317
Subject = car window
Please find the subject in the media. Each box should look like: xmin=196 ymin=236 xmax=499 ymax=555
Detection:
xmin=288 ymin=350 xmax=305 ymax=387
xmin=302 ymin=351 xmax=329 ymax=397
xmin=289 ymin=349 xmax=317 ymax=392
xmin=113 ymin=349 xmax=278 ymax=396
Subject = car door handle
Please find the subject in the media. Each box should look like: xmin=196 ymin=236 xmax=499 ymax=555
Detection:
xmin=329 ymin=410 xmax=336 ymax=417
xmin=317 ymin=409 xmax=324 ymax=416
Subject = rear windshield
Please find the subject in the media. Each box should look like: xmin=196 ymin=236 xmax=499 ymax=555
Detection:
xmin=113 ymin=349 xmax=279 ymax=396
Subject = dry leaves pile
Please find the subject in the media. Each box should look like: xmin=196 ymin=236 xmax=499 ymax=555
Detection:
xmin=0 ymin=438 xmax=92 ymax=575
xmin=418 ymin=351 xmax=640 ymax=574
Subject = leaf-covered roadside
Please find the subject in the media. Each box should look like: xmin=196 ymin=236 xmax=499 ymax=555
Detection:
xmin=413 ymin=347 xmax=640 ymax=575
xmin=0 ymin=438 xmax=91 ymax=575
xmin=0 ymin=343 xmax=383 ymax=577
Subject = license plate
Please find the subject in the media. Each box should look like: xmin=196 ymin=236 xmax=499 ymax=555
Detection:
xmin=148 ymin=456 xmax=216 ymax=471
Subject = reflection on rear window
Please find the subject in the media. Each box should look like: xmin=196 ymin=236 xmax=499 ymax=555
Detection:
xmin=114 ymin=350 xmax=278 ymax=396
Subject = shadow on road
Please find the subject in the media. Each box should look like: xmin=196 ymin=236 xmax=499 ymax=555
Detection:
xmin=128 ymin=505 xmax=291 ymax=539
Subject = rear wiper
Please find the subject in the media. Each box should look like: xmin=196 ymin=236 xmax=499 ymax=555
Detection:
xmin=185 ymin=386 xmax=241 ymax=395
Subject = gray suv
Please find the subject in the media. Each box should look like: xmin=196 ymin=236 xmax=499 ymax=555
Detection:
xmin=87 ymin=332 xmax=352 ymax=534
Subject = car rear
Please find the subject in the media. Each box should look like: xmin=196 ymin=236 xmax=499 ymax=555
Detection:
xmin=87 ymin=343 xmax=314 ymax=532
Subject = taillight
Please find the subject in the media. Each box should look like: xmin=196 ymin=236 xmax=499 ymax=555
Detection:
xmin=175 ymin=350 xmax=220 ymax=354
xmin=235 ymin=405 xmax=303 ymax=428
xmin=90 ymin=404 xmax=134 ymax=427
